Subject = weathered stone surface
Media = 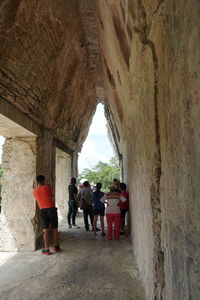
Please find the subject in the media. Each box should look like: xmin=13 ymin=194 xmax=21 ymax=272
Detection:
xmin=0 ymin=137 xmax=36 ymax=251
xmin=0 ymin=0 xmax=97 ymax=152
xmin=55 ymin=148 xmax=71 ymax=219
xmin=96 ymin=1 xmax=200 ymax=299
xmin=0 ymin=1 xmax=199 ymax=299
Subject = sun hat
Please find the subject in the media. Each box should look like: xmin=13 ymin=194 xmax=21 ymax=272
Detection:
xmin=80 ymin=178 xmax=87 ymax=183
xmin=109 ymin=182 xmax=117 ymax=190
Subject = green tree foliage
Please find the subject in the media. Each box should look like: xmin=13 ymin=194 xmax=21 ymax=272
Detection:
xmin=79 ymin=157 xmax=120 ymax=192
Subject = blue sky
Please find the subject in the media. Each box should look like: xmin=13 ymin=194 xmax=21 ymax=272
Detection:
xmin=0 ymin=104 xmax=114 ymax=170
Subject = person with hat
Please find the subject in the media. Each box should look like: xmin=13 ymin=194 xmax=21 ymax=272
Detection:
xmin=113 ymin=178 xmax=120 ymax=192
xmin=100 ymin=182 xmax=126 ymax=240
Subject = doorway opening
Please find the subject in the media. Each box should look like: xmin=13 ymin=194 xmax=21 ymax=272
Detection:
xmin=78 ymin=103 xmax=120 ymax=191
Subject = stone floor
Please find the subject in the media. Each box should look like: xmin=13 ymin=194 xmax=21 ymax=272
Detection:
xmin=0 ymin=214 xmax=146 ymax=300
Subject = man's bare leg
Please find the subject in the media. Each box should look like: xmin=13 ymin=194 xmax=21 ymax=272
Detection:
xmin=43 ymin=229 xmax=49 ymax=250
xmin=53 ymin=228 xmax=59 ymax=246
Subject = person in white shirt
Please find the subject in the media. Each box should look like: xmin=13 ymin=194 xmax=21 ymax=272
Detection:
xmin=100 ymin=182 xmax=126 ymax=240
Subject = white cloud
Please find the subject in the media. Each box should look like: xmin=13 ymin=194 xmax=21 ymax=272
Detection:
xmin=89 ymin=123 xmax=107 ymax=136
xmin=88 ymin=104 xmax=107 ymax=136
xmin=78 ymin=104 xmax=114 ymax=173
xmin=78 ymin=138 xmax=113 ymax=171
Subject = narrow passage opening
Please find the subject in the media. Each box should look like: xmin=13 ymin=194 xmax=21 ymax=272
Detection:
xmin=75 ymin=104 xmax=129 ymax=234
xmin=78 ymin=103 xmax=120 ymax=189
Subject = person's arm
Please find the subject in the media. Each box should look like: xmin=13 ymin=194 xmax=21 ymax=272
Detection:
xmin=32 ymin=179 xmax=37 ymax=189
xmin=120 ymin=195 xmax=127 ymax=202
xmin=100 ymin=194 xmax=106 ymax=203
xmin=74 ymin=193 xmax=78 ymax=203
xmin=51 ymin=190 xmax=55 ymax=206
xmin=92 ymin=192 xmax=95 ymax=204
xmin=48 ymin=185 xmax=55 ymax=206
xmin=32 ymin=190 xmax=36 ymax=203
xmin=100 ymin=194 xmax=109 ymax=206
xmin=73 ymin=186 xmax=79 ymax=203
xmin=76 ymin=190 xmax=82 ymax=201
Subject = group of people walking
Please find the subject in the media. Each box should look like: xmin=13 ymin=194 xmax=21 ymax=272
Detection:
xmin=32 ymin=174 xmax=129 ymax=255
xmin=68 ymin=177 xmax=129 ymax=240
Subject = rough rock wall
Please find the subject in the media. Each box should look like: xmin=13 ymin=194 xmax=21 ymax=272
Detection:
xmin=0 ymin=0 xmax=199 ymax=297
xmin=0 ymin=137 xmax=36 ymax=251
xmin=0 ymin=0 xmax=100 ymax=250
xmin=0 ymin=0 xmax=97 ymax=152
xmin=157 ymin=1 xmax=200 ymax=299
xmin=96 ymin=1 xmax=200 ymax=299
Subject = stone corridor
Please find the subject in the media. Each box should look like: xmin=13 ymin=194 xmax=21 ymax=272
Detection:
xmin=0 ymin=0 xmax=199 ymax=299
xmin=0 ymin=215 xmax=146 ymax=300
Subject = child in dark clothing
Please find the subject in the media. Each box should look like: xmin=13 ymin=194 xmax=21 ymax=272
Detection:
xmin=92 ymin=183 xmax=106 ymax=236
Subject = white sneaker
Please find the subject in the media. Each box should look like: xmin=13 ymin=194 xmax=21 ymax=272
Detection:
xmin=72 ymin=225 xmax=80 ymax=229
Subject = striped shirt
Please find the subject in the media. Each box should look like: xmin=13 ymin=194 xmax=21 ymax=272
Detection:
xmin=100 ymin=191 xmax=126 ymax=214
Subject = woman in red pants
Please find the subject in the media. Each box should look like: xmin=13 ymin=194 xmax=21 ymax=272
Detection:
xmin=100 ymin=182 xmax=127 ymax=240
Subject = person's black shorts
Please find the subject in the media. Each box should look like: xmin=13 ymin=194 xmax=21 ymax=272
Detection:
xmin=93 ymin=209 xmax=105 ymax=216
xmin=120 ymin=209 xmax=128 ymax=218
xmin=39 ymin=207 xmax=58 ymax=229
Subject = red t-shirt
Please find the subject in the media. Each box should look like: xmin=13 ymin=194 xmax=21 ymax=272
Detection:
xmin=119 ymin=190 xmax=129 ymax=210
xmin=33 ymin=185 xmax=54 ymax=209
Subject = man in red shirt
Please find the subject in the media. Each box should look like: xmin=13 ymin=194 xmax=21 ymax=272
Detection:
xmin=33 ymin=175 xmax=61 ymax=255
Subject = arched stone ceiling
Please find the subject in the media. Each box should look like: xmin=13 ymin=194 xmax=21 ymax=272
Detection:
xmin=0 ymin=2 xmax=199 ymax=300
xmin=0 ymin=0 xmax=105 ymax=152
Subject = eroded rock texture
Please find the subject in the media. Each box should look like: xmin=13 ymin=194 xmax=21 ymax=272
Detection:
xmin=96 ymin=1 xmax=200 ymax=300
xmin=0 ymin=1 xmax=199 ymax=300
xmin=0 ymin=137 xmax=36 ymax=251
xmin=0 ymin=0 xmax=97 ymax=151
